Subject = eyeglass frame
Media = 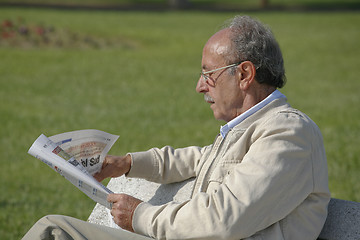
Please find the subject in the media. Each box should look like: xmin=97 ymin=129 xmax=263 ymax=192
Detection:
xmin=200 ymin=62 xmax=242 ymax=87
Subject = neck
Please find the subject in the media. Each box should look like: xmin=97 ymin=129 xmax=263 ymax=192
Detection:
xmin=237 ymin=84 xmax=276 ymax=117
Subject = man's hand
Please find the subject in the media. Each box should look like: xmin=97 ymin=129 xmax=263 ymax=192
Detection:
xmin=108 ymin=193 xmax=143 ymax=232
xmin=93 ymin=154 xmax=132 ymax=182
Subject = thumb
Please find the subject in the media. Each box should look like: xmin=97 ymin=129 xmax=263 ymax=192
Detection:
xmin=93 ymin=167 xmax=111 ymax=182
xmin=107 ymin=193 xmax=119 ymax=203
xmin=93 ymin=172 xmax=103 ymax=182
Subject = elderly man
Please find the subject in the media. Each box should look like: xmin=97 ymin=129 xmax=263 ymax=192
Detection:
xmin=23 ymin=15 xmax=330 ymax=240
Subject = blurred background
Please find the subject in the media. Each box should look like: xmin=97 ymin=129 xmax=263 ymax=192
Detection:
xmin=1 ymin=0 xmax=359 ymax=239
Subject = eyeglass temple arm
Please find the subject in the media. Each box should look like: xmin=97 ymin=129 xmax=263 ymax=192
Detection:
xmin=202 ymin=62 xmax=240 ymax=74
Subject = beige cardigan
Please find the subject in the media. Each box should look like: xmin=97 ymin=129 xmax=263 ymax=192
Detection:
xmin=128 ymin=97 xmax=330 ymax=240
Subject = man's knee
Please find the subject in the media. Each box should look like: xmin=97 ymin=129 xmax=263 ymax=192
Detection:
xmin=39 ymin=214 xmax=63 ymax=222
xmin=36 ymin=215 xmax=70 ymax=228
xmin=23 ymin=215 xmax=73 ymax=240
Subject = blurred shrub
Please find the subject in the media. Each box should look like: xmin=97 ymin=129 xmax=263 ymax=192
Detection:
xmin=0 ymin=18 xmax=135 ymax=49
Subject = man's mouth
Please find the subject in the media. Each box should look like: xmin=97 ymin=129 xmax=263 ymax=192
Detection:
xmin=204 ymin=94 xmax=215 ymax=104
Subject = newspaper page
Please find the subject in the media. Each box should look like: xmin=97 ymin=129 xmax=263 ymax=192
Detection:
xmin=49 ymin=129 xmax=119 ymax=175
xmin=28 ymin=130 xmax=119 ymax=209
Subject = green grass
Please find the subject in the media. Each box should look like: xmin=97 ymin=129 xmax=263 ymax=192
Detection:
xmin=0 ymin=8 xmax=359 ymax=239
xmin=0 ymin=0 xmax=359 ymax=9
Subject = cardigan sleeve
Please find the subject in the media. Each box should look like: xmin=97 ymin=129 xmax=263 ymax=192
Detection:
xmin=127 ymin=145 xmax=209 ymax=184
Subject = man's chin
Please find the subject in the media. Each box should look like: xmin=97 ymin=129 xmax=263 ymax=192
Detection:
xmin=211 ymin=107 xmax=229 ymax=122
xmin=211 ymin=106 xmax=221 ymax=121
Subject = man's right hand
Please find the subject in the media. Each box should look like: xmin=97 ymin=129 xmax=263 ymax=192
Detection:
xmin=93 ymin=154 xmax=132 ymax=182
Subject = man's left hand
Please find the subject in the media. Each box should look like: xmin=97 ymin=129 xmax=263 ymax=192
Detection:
xmin=107 ymin=193 xmax=143 ymax=232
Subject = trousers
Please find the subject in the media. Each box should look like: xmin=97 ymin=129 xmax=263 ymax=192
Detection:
xmin=22 ymin=215 xmax=153 ymax=240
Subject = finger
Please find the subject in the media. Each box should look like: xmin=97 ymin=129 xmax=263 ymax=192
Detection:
xmin=93 ymin=169 xmax=109 ymax=182
xmin=93 ymin=172 xmax=103 ymax=182
xmin=110 ymin=209 xmax=120 ymax=225
xmin=95 ymin=164 xmax=115 ymax=182
xmin=103 ymin=155 xmax=116 ymax=166
xmin=107 ymin=193 xmax=123 ymax=203
xmin=92 ymin=155 xmax=112 ymax=181
xmin=107 ymin=193 xmax=116 ymax=203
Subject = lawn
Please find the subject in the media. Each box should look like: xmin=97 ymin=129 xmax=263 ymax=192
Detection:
xmin=0 ymin=7 xmax=359 ymax=239
xmin=1 ymin=0 xmax=360 ymax=10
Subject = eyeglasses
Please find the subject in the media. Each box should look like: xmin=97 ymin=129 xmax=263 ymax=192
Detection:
xmin=200 ymin=62 xmax=241 ymax=87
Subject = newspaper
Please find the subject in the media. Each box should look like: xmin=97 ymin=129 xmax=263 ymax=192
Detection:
xmin=28 ymin=129 xmax=119 ymax=209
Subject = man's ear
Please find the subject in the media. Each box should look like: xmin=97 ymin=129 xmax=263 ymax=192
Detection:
xmin=237 ymin=61 xmax=256 ymax=90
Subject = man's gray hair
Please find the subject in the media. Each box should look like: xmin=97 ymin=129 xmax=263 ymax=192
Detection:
xmin=225 ymin=15 xmax=286 ymax=88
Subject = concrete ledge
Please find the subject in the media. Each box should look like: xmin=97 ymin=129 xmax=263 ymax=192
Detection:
xmin=88 ymin=176 xmax=194 ymax=227
xmin=89 ymin=177 xmax=360 ymax=240
xmin=318 ymin=198 xmax=360 ymax=240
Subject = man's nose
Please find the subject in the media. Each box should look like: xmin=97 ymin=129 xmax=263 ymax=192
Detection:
xmin=196 ymin=76 xmax=208 ymax=93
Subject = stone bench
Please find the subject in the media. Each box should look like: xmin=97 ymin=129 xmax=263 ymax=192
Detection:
xmin=88 ymin=176 xmax=195 ymax=228
xmin=88 ymin=177 xmax=360 ymax=239
xmin=318 ymin=198 xmax=360 ymax=240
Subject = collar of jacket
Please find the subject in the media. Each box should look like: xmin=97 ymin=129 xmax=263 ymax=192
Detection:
xmin=220 ymin=90 xmax=287 ymax=138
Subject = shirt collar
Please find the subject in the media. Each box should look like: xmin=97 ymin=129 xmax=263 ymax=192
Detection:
xmin=220 ymin=90 xmax=287 ymax=138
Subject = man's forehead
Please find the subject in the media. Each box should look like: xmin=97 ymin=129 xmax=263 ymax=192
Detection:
xmin=202 ymin=29 xmax=232 ymax=67
xmin=210 ymin=42 xmax=229 ymax=56
xmin=205 ymin=28 xmax=231 ymax=52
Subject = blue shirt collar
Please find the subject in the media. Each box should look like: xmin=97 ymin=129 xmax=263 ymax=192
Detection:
xmin=220 ymin=90 xmax=286 ymax=138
